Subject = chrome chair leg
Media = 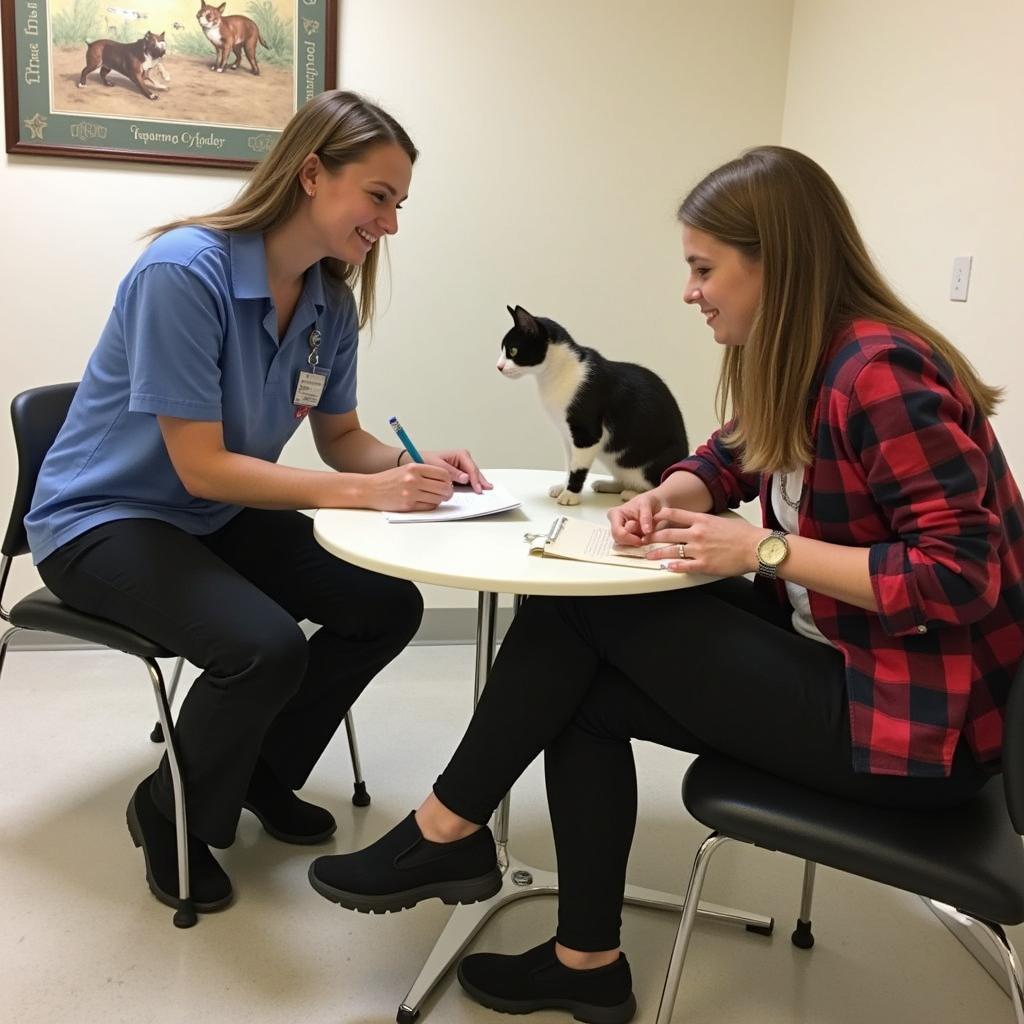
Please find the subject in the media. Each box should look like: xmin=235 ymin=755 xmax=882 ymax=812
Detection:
xmin=979 ymin=920 xmax=1024 ymax=1024
xmin=142 ymin=656 xmax=196 ymax=928
xmin=344 ymin=708 xmax=370 ymax=806
xmin=150 ymin=656 xmax=186 ymax=743
xmin=0 ymin=625 xmax=19 ymax=683
xmin=655 ymin=832 xmax=733 ymax=1024
xmin=792 ymin=860 xmax=817 ymax=949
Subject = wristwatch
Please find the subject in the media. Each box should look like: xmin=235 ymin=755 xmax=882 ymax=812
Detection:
xmin=756 ymin=530 xmax=790 ymax=581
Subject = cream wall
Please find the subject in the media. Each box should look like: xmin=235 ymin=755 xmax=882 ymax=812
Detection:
xmin=782 ymin=0 xmax=1024 ymax=473
xmin=0 ymin=0 xmax=794 ymax=609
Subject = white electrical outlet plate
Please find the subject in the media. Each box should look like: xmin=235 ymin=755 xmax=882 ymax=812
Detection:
xmin=951 ymin=256 xmax=972 ymax=302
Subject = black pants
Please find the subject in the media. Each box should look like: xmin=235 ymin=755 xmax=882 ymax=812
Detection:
xmin=432 ymin=578 xmax=991 ymax=952
xmin=38 ymin=510 xmax=423 ymax=848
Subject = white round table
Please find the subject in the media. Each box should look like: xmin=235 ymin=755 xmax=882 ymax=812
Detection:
xmin=313 ymin=468 xmax=769 ymax=1022
xmin=313 ymin=467 xmax=714 ymax=597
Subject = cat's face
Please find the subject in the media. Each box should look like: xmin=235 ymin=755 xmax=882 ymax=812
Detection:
xmin=497 ymin=306 xmax=548 ymax=378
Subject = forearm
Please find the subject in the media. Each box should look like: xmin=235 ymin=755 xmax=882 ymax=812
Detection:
xmin=319 ymin=427 xmax=404 ymax=474
xmin=775 ymin=534 xmax=877 ymax=612
xmin=655 ymin=470 xmax=714 ymax=513
xmin=181 ymin=450 xmax=370 ymax=510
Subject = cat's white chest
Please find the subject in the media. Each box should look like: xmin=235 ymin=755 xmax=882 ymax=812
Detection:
xmin=141 ymin=53 xmax=155 ymax=70
xmin=203 ymin=24 xmax=223 ymax=45
xmin=537 ymin=347 xmax=588 ymax=422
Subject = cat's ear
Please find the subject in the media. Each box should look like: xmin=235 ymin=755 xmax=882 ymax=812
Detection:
xmin=157 ymin=30 xmax=165 ymax=39
xmin=217 ymin=2 xmax=226 ymax=10
xmin=510 ymin=305 xmax=540 ymax=337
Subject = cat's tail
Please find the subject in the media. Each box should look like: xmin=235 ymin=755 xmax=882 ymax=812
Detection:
xmin=257 ymin=29 xmax=268 ymax=48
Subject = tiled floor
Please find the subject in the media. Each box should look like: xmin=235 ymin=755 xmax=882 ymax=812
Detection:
xmin=0 ymin=643 xmax=1018 ymax=1023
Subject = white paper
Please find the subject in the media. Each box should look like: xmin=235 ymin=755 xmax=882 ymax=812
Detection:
xmin=384 ymin=483 xmax=521 ymax=523
xmin=530 ymin=517 xmax=666 ymax=570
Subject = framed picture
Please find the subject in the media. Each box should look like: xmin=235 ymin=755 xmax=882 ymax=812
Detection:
xmin=1 ymin=0 xmax=336 ymax=168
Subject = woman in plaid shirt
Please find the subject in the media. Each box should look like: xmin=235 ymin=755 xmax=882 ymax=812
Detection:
xmin=310 ymin=147 xmax=1024 ymax=1023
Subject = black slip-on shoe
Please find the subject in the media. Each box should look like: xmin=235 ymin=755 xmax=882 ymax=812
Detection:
xmin=308 ymin=811 xmax=501 ymax=913
xmin=457 ymin=938 xmax=637 ymax=1024
xmin=242 ymin=757 xmax=336 ymax=845
xmin=126 ymin=777 xmax=233 ymax=913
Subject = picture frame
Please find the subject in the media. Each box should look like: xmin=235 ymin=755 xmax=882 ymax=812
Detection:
xmin=1 ymin=0 xmax=336 ymax=169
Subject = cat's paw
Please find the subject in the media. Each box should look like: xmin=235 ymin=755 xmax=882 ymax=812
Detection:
xmin=591 ymin=479 xmax=624 ymax=493
xmin=555 ymin=489 xmax=581 ymax=507
xmin=548 ymin=483 xmax=567 ymax=499
xmin=619 ymin=489 xmax=640 ymax=502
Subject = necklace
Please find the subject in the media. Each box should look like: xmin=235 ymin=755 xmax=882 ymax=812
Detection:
xmin=779 ymin=469 xmax=804 ymax=511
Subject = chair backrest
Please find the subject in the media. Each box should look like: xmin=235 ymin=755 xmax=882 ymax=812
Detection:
xmin=2 ymin=383 xmax=79 ymax=559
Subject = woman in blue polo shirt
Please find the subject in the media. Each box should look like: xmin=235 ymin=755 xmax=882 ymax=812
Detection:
xmin=25 ymin=91 xmax=486 ymax=914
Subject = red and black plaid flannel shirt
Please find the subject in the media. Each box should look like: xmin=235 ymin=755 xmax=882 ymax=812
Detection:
xmin=666 ymin=319 xmax=1024 ymax=777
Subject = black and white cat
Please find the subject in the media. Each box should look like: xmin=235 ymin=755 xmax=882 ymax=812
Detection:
xmin=497 ymin=305 xmax=689 ymax=504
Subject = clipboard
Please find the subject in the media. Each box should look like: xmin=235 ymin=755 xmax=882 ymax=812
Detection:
xmin=524 ymin=515 xmax=667 ymax=570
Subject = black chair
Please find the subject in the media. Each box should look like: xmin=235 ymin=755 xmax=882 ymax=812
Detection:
xmin=655 ymin=667 xmax=1024 ymax=1024
xmin=0 ymin=383 xmax=371 ymax=927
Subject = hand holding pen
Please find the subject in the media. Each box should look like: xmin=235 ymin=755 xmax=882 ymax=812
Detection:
xmin=389 ymin=416 xmax=492 ymax=494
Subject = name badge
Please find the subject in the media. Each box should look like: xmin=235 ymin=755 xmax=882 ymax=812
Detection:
xmin=293 ymin=369 xmax=327 ymax=408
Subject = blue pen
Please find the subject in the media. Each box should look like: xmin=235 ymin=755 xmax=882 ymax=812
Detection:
xmin=388 ymin=416 xmax=425 ymax=464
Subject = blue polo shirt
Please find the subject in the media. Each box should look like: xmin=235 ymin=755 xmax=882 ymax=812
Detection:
xmin=26 ymin=226 xmax=359 ymax=564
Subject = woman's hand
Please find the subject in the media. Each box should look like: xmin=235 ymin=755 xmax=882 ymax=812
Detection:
xmin=608 ymin=489 xmax=666 ymax=545
xmin=642 ymin=507 xmax=769 ymax=576
xmin=361 ymin=462 xmax=456 ymax=512
xmin=421 ymin=449 xmax=492 ymax=493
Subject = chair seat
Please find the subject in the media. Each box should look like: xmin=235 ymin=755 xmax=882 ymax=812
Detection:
xmin=10 ymin=586 xmax=173 ymax=660
xmin=683 ymin=754 xmax=1024 ymax=925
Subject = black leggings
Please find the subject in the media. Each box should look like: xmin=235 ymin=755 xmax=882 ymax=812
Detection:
xmin=38 ymin=510 xmax=423 ymax=848
xmin=432 ymin=578 xmax=991 ymax=951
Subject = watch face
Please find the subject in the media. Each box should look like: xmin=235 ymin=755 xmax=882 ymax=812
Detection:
xmin=759 ymin=536 xmax=787 ymax=566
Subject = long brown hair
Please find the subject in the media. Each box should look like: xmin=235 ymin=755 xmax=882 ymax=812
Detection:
xmin=148 ymin=90 xmax=417 ymax=329
xmin=677 ymin=145 xmax=1000 ymax=472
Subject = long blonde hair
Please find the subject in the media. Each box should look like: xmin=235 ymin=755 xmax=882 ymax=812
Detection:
xmin=149 ymin=90 xmax=417 ymax=329
xmin=677 ymin=146 xmax=1001 ymax=473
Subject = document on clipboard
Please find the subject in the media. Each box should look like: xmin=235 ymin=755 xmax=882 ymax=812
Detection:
xmin=525 ymin=515 xmax=666 ymax=570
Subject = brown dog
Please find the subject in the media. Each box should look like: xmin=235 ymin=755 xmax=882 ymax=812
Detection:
xmin=196 ymin=1 xmax=267 ymax=75
xmin=78 ymin=31 xmax=167 ymax=100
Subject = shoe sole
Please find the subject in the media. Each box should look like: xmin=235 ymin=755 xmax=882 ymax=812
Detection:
xmin=307 ymin=861 xmax=503 ymax=914
xmin=457 ymin=963 xmax=637 ymax=1024
xmin=241 ymin=802 xmax=337 ymax=845
xmin=126 ymin=796 xmax=233 ymax=914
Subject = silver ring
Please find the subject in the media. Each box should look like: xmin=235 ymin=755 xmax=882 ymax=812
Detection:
xmin=677 ymin=543 xmax=687 ymax=559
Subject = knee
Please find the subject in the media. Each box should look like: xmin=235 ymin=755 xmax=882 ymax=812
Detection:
xmin=570 ymin=672 xmax=632 ymax=742
xmin=250 ymin=619 xmax=309 ymax=695
xmin=395 ymin=579 xmax=425 ymax=641
xmin=365 ymin=577 xmax=424 ymax=647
